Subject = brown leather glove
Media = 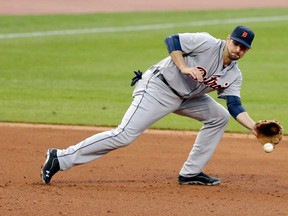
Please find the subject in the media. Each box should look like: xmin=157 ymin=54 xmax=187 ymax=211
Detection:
xmin=254 ymin=120 xmax=284 ymax=145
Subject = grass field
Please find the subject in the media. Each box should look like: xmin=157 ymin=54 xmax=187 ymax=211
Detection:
xmin=0 ymin=8 xmax=287 ymax=133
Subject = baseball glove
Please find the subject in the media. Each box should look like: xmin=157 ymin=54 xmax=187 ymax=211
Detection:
xmin=254 ymin=120 xmax=284 ymax=145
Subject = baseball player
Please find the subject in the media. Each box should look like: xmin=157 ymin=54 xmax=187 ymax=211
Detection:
xmin=41 ymin=25 xmax=257 ymax=186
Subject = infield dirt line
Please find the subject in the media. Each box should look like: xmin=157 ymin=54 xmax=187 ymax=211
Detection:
xmin=0 ymin=122 xmax=262 ymax=140
xmin=0 ymin=0 xmax=287 ymax=15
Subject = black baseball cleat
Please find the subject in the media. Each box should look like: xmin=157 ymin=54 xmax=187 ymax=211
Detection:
xmin=41 ymin=148 xmax=60 ymax=184
xmin=178 ymin=172 xmax=220 ymax=186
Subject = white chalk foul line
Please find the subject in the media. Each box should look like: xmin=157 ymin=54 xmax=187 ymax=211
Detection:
xmin=0 ymin=15 xmax=287 ymax=39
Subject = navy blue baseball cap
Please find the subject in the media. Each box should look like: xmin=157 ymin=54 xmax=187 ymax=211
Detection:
xmin=230 ymin=26 xmax=255 ymax=48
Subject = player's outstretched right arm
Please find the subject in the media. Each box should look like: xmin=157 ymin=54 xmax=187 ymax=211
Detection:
xmin=226 ymin=95 xmax=256 ymax=135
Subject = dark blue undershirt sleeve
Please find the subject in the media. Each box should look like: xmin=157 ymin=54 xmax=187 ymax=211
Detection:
xmin=226 ymin=96 xmax=246 ymax=119
xmin=164 ymin=34 xmax=183 ymax=53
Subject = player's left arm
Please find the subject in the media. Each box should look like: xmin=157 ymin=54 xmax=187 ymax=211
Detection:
xmin=226 ymin=96 xmax=256 ymax=135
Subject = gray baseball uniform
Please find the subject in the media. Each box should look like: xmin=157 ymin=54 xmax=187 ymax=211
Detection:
xmin=57 ymin=32 xmax=242 ymax=177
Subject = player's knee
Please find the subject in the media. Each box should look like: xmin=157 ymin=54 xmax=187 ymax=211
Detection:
xmin=203 ymin=108 xmax=229 ymax=127
xmin=110 ymin=127 xmax=140 ymax=148
xmin=219 ymin=108 xmax=230 ymax=125
xmin=210 ymin=106 xmax=230 ymax=126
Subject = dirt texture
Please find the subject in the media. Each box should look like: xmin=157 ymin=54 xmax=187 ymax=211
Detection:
xmin=0 ymin=0 xmax=287 ymax=15
xmin=0 ymin=123 xmax=287 ymax=216
xmin=1 ymin=1 xmax=288 ymax=216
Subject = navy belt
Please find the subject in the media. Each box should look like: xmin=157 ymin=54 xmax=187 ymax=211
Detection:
xmin=157 ymin=74 xmax=182 ymax=98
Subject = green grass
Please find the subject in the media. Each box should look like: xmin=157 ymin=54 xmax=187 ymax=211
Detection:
xmin=0 ymin=8 xmax=287 ymax=133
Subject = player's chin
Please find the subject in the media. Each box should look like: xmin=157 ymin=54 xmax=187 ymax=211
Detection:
xmin=229 ymin=54 xmax=240 ymax=61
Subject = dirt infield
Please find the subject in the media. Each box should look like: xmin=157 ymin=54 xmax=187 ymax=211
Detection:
xmin=0 ymin=123 xmax=287 ymax=216
xmin=1 ymin=0 xmax=287 ymax=15
xmin=1 ymin=1 xmax=288 ymax=216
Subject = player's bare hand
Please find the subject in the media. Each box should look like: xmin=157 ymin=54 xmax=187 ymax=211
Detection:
xmin=180 ymin=67 xmax=204 ymax=82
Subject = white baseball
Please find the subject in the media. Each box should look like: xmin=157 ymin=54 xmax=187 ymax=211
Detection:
xmin=263 ymin=143 xmax=274 ymax=153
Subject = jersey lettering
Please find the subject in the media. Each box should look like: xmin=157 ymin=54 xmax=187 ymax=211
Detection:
xmin=196 ymin=66 xmax=229 ymax=90
xmin=196 ymin=66 xmax=207 ymax=77
xmin=203 ymin=76 xmax=230 ymax=90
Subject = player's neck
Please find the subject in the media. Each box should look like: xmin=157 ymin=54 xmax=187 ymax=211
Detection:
xmin=223 ymin=56 xmax=232 ymax=68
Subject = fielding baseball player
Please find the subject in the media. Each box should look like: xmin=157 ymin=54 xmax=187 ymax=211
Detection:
xmin=41 ymin=25 xmax=257 ymax=186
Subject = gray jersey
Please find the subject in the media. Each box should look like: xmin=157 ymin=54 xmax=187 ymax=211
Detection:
xmin=154 ymin=32 xmax=242 ymax=99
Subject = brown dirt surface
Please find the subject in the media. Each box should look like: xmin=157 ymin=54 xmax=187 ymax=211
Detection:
xmin=0 ymin=123 xmax=288 ymax=216
xmin=0 ymin=0 xmax=287 ymax=15
xmin=1 ymin=1 xmax=288 ymax=216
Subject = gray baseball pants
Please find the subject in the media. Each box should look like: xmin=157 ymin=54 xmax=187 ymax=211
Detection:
xmin=57 ymin=69 xmax=230 ymax=177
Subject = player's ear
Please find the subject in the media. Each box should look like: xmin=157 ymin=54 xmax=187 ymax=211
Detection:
xmin=227 ymin=35 xmax=231 ymax=41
